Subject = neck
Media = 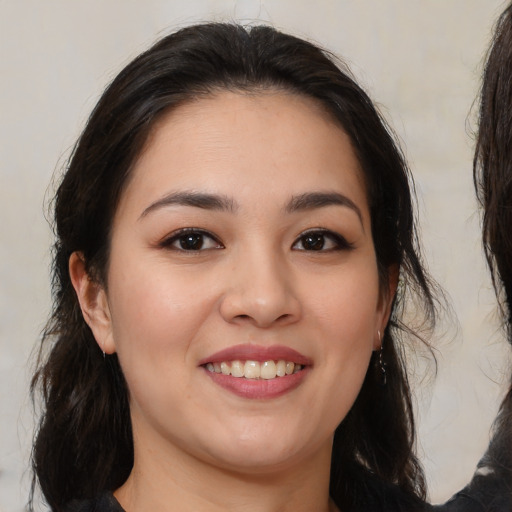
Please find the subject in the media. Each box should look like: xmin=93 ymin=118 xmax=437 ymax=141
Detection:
xmin=115 ymin=431 xmax=335 ymax=512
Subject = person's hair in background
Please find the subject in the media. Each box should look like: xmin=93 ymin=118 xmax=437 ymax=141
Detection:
xmin=434 ymin=5 xmax=512 ymax=512
xmin=473 ymin=0 xmax=512 ymax=491
xmin=29 ymin=23 xmax=437 ymax=512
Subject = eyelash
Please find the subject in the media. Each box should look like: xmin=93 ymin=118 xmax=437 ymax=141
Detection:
xmin=159 ymin=228 xmax=224 ymax=252
xmin=291 ymin=229 xmax=354 ymax=252
xmin=158 ymin=228 xmax=353 ymax=253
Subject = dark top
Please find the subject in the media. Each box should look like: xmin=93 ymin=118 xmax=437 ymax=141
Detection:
xmin=433 ymin=462 xmax=512 ymax=512
xmin=64 ymin=493 xmax=124 ymax=512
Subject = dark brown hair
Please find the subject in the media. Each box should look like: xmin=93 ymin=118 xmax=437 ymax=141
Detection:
xmin=31 ymin=23 xmax=437 ymax=511
xmin=473 ymin=2 xmax=512 ymax=482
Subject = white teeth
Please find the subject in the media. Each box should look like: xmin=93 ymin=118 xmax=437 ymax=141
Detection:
xmin=276 ymin=360 xmax=286 ymax=377
xmin=220 ymin=361 xmax=230 ymax=375
xmin=231 ymin=360 xmax=244 ymax=378
xmin=260 ymin=360 xmax=277 ymax=379
xmin=205 ymin=359 xmax=304 ymax=379
xmin=244 ymin=360 xmax=260 ymax=379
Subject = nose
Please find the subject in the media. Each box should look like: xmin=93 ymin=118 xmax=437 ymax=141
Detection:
xmin=219 ymin=248 xmax=302 ymax=329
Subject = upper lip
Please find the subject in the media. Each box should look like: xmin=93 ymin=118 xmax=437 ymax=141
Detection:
xmin=198 ymin=344 xmax=312 ymax=366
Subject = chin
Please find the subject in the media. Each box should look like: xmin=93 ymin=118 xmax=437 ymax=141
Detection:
xmin=209 ymin=448 xmax=309 ymax=475
xmin=197 ymin=423 xmax=328 ymax=473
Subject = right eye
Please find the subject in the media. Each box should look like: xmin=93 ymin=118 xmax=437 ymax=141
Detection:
xmin=160 ymin=229 xmax=223 ymax=252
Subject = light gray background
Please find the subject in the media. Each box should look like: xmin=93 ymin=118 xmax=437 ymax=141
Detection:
xmin=2 ymin=1 xmax=511 ymax=510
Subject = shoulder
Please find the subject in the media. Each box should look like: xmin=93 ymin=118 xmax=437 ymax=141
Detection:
xmin=63 ymin=492 xmax=125 ymax=512
xmin=433 ymin=470 xmax=512 ymax=512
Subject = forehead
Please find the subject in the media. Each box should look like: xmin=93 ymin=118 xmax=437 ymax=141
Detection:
xmin=118 ymin=90 xmax=369 ymax=221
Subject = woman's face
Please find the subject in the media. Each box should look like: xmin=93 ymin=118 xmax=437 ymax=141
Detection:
xmin=82 ymin=91 xmax=394 ymax=474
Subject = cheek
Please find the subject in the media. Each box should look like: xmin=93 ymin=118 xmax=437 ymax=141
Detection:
xmin=309 ymin=267 xmax=381 ymax=336
xmin=307 ymin=267 xmax=380 ymax=391
xmin=106 ymin=263 xmax=216 ymax=377
xmin=105 ymin=271 xmax=212 ymax=427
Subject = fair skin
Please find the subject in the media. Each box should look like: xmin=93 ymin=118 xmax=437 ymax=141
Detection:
xmin=70 ymin=91 xmax=395 ymax=512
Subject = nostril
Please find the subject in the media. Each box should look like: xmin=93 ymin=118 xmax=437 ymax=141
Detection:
xmin=234 ymin=313 xmax=290 ymax=323
xmin=221 ymin=291 xmax=301 ymax=328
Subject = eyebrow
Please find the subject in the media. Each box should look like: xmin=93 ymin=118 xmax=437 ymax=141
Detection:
xmin=285 ymin=192 xmax=364 ymax=227
xmin=139 ymin=191 xmax=237 ymax=219
xmin=139 ymin=190 xmax=363 ymax=226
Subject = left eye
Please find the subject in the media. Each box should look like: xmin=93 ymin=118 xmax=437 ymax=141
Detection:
xmin=292 ymin=230 xmax=352 ymax=251
xmin=160 ymin=229 xmax=223 ymax=251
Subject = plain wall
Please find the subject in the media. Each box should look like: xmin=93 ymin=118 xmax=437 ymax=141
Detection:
xmin=1 ymin=1 xmax=511 ymax=510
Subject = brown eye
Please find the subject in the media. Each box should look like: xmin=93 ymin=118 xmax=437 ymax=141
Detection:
xmin=178 ymin=233 xmax=205 ymax=250
xmin=302 ymin=233 xmax=325 ymax=251
xmin=292 ymin=230 xmax=353 ymax=252
xmin=160 ymin=229 xmax=223 ymax=252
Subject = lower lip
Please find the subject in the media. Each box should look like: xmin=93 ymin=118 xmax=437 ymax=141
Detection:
xmin=203 ymin=367 xmax=309 ymax=399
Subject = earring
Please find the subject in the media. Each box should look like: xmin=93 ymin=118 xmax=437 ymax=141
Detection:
xmin=377 ymin=330 xmax=387 ymax=386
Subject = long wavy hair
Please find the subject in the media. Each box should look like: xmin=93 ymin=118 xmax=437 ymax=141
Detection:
xmin=473 ymin=2 xmax=512 ymax=483
xmin=30 ymin=23 xmax=437 ymax=512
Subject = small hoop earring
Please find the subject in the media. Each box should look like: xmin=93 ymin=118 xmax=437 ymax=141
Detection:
xmin=377 ymin=330 xmax=387 ymax=386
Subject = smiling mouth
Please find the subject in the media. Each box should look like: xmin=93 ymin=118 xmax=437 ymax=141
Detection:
xmin=203 ymin=360 xmax=304 ymax=380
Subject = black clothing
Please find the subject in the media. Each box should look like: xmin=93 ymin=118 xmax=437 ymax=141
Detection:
xmin=433 ymin=465 xmax=512 ymax=512
xmin=64 ymin=493 xmax=124 ymax=512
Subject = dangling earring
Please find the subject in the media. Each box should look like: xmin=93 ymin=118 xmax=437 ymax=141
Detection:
xmin=377 ymin=330 xmax=387 ymax=386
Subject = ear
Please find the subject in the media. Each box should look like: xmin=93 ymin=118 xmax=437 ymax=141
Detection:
xmin=373 ymin=264 xmax=399 ymax=350
xmin=69 ymin=252 xmax=116 ymax=354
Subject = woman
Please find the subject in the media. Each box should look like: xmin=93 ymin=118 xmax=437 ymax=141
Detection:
xmin=435 ymin=4 xmax=512 ymax=511
xmin=30 ymin=23 xmax=436 ymax=512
